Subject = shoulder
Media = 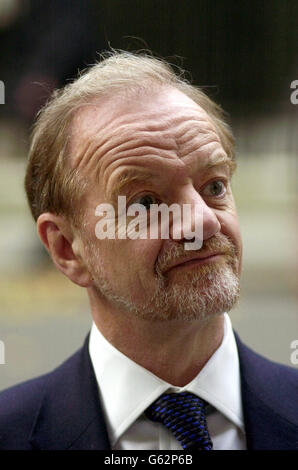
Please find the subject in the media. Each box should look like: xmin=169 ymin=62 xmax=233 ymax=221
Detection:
xmin=0 ymin=374 xmax=48 ymax=449
xmin=236 ymin=333 xmax=298 ymax=384
xmin=235 ymin=333 xmax=298 ymax=424
xmin=0 ymin=347 xmax=83 ymax=450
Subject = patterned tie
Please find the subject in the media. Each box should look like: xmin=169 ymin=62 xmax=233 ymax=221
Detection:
xmin=145 ymin=391 xmax=213 ymax=450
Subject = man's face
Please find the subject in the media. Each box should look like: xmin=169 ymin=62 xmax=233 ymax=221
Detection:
xmin=70 ymin=87 xmax=242 ymax=322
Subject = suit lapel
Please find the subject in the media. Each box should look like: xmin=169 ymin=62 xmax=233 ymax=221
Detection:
xmin=29 ymin=335 xmax=111 ymax=450
xmin=29 ymin=330 xmax=297 ymax=450
xmin=235 ymin=333 xmax=298 ymax=450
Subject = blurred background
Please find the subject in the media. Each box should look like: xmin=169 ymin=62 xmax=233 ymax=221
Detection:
xmin=0 ymin=0 xmax=297 ymax=390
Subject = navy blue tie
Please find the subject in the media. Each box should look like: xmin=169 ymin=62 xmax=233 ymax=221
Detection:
xmin=145 ymin=392 xmax=213 ymax=450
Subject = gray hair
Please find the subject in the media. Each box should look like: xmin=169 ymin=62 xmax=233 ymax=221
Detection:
xmin=25 ymin=50 xmax=235 ymax=227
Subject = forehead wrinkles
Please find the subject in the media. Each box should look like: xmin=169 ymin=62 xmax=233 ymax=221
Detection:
xmin=71 ymin=107 xmax=220 ymax=182
xmin=175 ymin=120 xmax=221 ymax=159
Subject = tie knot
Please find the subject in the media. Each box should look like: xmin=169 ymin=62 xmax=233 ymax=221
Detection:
xmin=145 ymin=392 xmax=213 ymax=450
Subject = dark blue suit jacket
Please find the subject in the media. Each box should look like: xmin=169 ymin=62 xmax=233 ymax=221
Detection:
xmin=0 ymin=333 xmax=297 ymax=450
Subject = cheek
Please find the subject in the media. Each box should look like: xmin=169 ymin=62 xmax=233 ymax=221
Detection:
xmin=113 ymin=239 xmax=164 ymax=302
xmin=125 ymin=238 xmax=162 ymax=275
xmin=217 ymin=211 xmax=242 ymax=262
xmin=100 ymin=238 xmax=162 ymax=284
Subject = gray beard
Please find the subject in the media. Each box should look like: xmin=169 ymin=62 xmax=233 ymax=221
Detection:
xmin=87 ymin=248 xmax=240 ymax=323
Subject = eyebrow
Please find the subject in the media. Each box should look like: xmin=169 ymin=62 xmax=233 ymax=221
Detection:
xmin=105 ymin=156 xmax=236 ymax=203
xmin=202 ymin=154 xmax=236 ymax=173
xmin=105 ymin=170 xmax=157 ymax=203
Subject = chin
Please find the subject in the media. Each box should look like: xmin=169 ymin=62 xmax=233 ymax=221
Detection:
xmin=126 ymin=265 xmax=240 ymax=323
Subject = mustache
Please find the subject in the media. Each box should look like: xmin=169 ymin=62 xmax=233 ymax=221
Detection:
xmin=155 ymin=233 xmax=237 ymax=275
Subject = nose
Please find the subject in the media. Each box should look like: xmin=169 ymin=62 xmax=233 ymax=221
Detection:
xmin=170 ymin=185 xmax=221 ymax=248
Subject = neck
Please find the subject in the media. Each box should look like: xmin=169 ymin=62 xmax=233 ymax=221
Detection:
xmin=89 ymin=294 xmax=225 ymax=387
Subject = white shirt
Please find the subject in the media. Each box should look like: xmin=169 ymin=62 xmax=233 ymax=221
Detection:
xmin=89 ymin=313 xmax=246 ymax=450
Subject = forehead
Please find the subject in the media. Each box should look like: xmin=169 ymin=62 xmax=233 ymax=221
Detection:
xmin=69 ymin=87 xmax=221 ymax=168
xmin=71 ymin=87 xmax=214 ymax=135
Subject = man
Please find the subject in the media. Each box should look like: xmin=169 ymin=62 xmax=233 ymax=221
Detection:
xmin=0 ymin=51 xmax=297 ymax=450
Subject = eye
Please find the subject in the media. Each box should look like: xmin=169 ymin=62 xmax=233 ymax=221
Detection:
xmin=202 ymin=180 xmax=226 ymax=198
xmin=130 ymin=194 xmax=159 ymax=210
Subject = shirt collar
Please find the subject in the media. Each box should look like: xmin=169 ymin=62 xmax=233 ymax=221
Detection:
xmin=89 ymin=313 xmax=244 ymax=446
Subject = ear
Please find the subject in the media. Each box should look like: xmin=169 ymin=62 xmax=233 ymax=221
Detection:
xmin=37 ymin=212 xmax=93 ymax=288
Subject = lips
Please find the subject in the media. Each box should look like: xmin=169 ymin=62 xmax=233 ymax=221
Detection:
xmin=165 ymin=252 xmax=224 ymax=273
